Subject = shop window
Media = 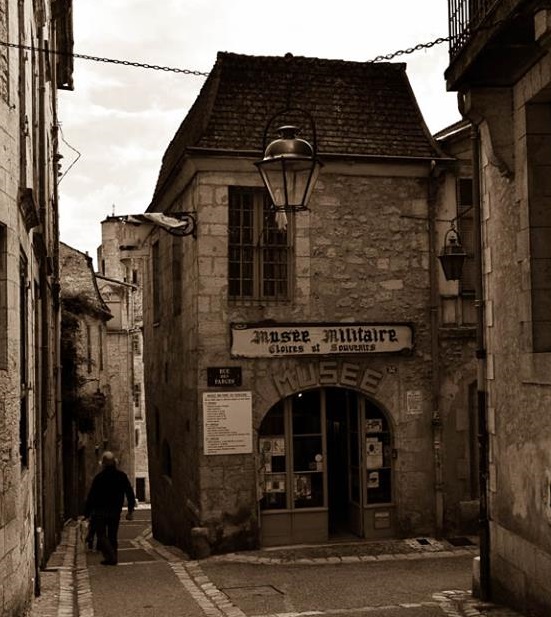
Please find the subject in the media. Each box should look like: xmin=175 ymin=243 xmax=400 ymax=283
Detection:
xmin=228 ymin=186 xmax=292 ymax=301
xmin=259 ymin=391 xmax=323 ymax=511
xmin=365 ymin=401 xmax=392 ymax=504
xmin=292 ymin=391 xmax=323 ymax=508
xmin=259 ymin=401 xmax=287 ymax=510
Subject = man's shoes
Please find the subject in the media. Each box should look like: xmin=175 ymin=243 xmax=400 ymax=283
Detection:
xmin=100 ymin=560 xmax=117 ymax=566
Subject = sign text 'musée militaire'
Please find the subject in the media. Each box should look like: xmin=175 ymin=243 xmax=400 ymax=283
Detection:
xmin=230 ymin=323 xmax=413 ymax=358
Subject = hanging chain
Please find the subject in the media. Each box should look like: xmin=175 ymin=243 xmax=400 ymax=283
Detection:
xmin=368 ymin=36 xmax=450 ymax=62
xmin=0 ymin=39 xmax=210 ymax=76
xmin=0 ymin=35 xmax=452 ymax=78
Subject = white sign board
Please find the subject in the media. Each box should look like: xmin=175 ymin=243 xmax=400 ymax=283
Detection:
xmin=406 ymin=390 xmax=424 ymax=416
xmin=203 ymin=391 xmax=252 ymax=455
xmin=231 ymin=323 xmax=413 ymax=358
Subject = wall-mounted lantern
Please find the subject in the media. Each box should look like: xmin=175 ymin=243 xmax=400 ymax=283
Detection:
xmin=255 ymin=109 xmax=322 ymax=212
xmin=438 ymin=224 xmax=467 ymax=281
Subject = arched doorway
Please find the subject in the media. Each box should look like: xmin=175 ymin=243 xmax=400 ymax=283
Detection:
xmin=258 ymin=387 xmax=394 ymax=546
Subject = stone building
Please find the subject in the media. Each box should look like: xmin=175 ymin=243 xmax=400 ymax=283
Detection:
xmin=0 ymin=0 xmax=73 ymax=613
xmin=59 ymin=243 xmax=112 ymax=516
xmin=446 ymin=1 xmax=551 ymax=613
xmin=141 ymin=52 xmax=477 ymax=556
xmin=96 ymin=217 xmax=150 ymax=502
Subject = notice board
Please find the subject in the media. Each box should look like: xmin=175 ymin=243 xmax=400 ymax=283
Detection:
xmin=203 ymin=391 xmax=252 ymax=455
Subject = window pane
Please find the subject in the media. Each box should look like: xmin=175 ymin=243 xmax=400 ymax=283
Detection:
xmin=365 ymin=402 xmax=392 ymax=504
xmin=259 ymin=402 xmax=287 ymax=510
xmin=292 ymin=391 xmax=321 ymax=434
xmin=260 ymin=401 xmax=284 ymax=435
xmin=294 ymin=472 xmax=323 ymax=508
xmin=261 ymin=204 xmax=289 ymax=299
xmin=293 ymin=435 xmax=322 ymax=470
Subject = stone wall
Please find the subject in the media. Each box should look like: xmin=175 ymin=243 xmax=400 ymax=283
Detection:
xmin=463 ymin=43 xmax=551 ymax=615
xmin=0 ymin=0 xmax=67 ymax=612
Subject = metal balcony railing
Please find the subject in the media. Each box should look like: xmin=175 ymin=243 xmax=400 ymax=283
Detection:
xmin=448 ymin=0 xmax=502 ymax=58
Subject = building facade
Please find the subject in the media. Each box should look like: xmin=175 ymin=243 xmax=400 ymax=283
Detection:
xmin=59 ymin=243 xmax=112 ymax=517
xmin=0 ymin=0 xmax=73 ymax=613
xmin=97 ymin=216 xmax=150 ymax=501
xmin=446 ymin=1 xmax=551 ymax=614
xmin=142 ymin=52 xmax=477 ymax=557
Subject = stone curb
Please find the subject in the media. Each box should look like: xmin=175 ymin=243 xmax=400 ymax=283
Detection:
xmin=435 ymin=591 xmax=526 ymax=617
xmin=205 ymin=544 xmax=479 ymax=566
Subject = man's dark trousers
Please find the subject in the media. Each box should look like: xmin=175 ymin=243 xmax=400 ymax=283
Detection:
xmin=95 ymin=511 xmax=121 ymax=564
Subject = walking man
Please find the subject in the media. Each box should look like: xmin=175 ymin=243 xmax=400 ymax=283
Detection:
xmin=84 ymin=451 xmax=136 ymax=565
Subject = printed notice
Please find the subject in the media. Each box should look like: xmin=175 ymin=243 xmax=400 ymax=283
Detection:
xmin=203 ymin=391 xmax=253 ymax=455
xmin=406 ymin=390 xmax=424 ymax=416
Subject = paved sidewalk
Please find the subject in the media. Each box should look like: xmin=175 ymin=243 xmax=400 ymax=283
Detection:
xmin=27 ymin=520 xmax=77 ymax=617
xmin=27 ymin=517 xmax=527 ymax=617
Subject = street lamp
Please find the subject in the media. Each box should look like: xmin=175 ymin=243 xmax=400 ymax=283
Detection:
xmin=255 ymin=110 xmax=322 ymax=212
xmin=438 ymin=224 xmax=467 ymax=281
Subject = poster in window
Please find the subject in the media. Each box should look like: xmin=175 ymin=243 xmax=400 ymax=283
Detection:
xmin=271 ymin=437 xmax=285 ymax=456
xmin=368 ymin=471 xmax=380 ymax=488
xmin=260 ymin=437 xmax=285 ymax=456
xmin=366 ymin=437 xmax=383 ymax=469
xmin=260 ymin=438 xmax=272 ymax=454
xmin=366 ymin=418 xmax=383 ymax=433
xmin=294 ymin=474 xmax=312 ymax=500
xmin=266 ymin=474 xmax=286 ymax=493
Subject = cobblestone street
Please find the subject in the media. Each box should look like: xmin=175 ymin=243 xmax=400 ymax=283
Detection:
xmin=28 ymin=508 xmax=527 ymax=617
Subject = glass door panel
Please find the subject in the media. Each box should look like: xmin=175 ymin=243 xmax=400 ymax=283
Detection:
xmin=292 ymin=391 xmax=324 ymax=508
xmin=364 ymin=400 xmax=392 ymax=505
xmin=259 ymin=401 xmax=288 ymax=510
xmin=347 ymin=392 xmax=363 ymax=536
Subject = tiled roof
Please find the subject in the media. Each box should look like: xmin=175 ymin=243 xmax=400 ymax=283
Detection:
xmin=150 ymin=52 xmax=443 ymax=207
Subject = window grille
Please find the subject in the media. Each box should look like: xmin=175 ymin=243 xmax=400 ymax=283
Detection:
xmin=228 ymin=187 xmax=292 ymax=301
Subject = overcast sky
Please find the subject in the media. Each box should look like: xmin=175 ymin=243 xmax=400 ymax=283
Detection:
xmin=58 ymin=0 xmax=461 ymax=263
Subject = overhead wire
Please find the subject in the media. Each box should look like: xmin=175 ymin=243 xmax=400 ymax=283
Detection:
xmin=57 ymin=123 xmax=81 ymax=183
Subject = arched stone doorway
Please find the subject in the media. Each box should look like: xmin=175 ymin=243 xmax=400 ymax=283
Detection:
xmin=258 ymin=387 xmax=395 ymax=546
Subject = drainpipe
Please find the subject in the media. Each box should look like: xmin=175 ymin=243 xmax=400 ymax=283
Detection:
xmin=428 ymin=161 xmax=444 ymax=538
xmin=471 ymin=124 xmax=491 ymax=601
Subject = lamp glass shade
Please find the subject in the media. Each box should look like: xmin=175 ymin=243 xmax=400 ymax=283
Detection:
xmin=255 ymin=125 xmax=322 ymax=211
xmin=438 ymin=244 xmax=467 ymax=281
xmin=256 ymin=156 xmax=321 ymax=211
